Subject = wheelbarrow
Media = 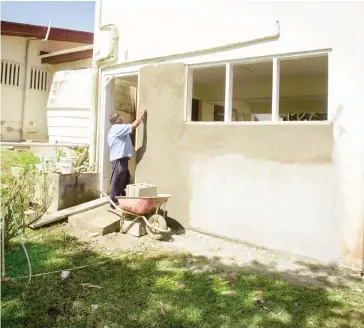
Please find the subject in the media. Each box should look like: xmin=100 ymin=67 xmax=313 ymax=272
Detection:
xmin=98 ymin=190 xmax=171 ymax=240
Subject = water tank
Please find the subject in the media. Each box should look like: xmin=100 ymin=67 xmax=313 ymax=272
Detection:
xmin=46 ymin=69 xmax=92 ymax=144
xmin=46 ymin=70 xmax=137 ymax=145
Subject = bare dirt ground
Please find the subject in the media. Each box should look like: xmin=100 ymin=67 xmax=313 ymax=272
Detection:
xmin=68 ymin=224 xmax=363 ymax=289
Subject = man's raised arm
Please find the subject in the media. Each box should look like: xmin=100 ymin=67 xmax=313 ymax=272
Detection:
xmin=132 ymin=110 xmax=146 ymax=130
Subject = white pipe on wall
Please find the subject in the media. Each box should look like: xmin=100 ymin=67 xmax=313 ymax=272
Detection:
xmin=44 ymin=21 xmax=52 ymax=41
xmin=20 ymin=39 xmax=31 ymax=141
xmin=89 ymin=0 xmax=119 ymax=168
xmin=21 ymin=21 xmax=52 ymax=141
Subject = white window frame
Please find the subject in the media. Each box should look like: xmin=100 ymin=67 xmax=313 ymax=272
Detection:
xmin=185 ymin=50 xmax=331 ymax=124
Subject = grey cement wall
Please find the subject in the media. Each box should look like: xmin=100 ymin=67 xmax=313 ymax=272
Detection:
xmin=135 ymin=63 xmax=338 ymax=264
xmin=48 ymin=172 xmax=100 ymax=212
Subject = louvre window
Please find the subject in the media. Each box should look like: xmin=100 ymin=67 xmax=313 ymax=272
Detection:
xmin=0 ymin=61 xmax=21 ymax=87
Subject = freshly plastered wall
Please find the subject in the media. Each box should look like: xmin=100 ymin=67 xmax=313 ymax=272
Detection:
xmin=136 ymin=63 xmax=337 ymax=263
xmin=1 ymin=36 xmax=92 ymax=141
xmin=99 ymin=1 xmax=364 ymax=268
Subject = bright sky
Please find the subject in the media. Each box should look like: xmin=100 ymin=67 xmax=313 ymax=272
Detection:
xmin=1 ymin=1 xmax=95 ymax=32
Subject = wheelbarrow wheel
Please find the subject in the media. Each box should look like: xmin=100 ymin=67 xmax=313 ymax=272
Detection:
xmin=146 ymin=214 xmax=167 ymax=240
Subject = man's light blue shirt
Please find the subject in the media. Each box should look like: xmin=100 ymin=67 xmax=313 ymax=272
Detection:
xmin=108 ymin=124 xmax=133 ymax=162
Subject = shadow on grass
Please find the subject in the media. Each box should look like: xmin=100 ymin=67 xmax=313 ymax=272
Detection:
xmin=2 ymin=228 xmax=364 ymax=328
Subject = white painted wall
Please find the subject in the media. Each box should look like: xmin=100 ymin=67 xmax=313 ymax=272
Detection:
xmin=97 ymin=1 xmax=364 ymax=268
xmin=0 ymin=36 xmax=92 ymax=141
xmin=51 ymin=58 xmax=93 ymax=73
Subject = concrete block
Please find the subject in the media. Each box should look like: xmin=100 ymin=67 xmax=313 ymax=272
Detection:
xmin=126 ymin=183 xmax=157 ymax=197
xmin=121 ymin=218 xmax=146 ymax=237
xmin=69 ymin=204 xmax=120 ymax=235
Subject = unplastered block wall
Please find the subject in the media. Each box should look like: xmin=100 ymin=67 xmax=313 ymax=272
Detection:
xmin=136 ymin=63 xmax=337 ymax=263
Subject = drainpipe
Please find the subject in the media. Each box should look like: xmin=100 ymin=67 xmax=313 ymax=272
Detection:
xmin=20 ymin=39 xmax=31 ymax=141
xmin=89 ymin=0 xmax=119 ymax=168
xmin=20 ymin=24 xmax=51 ymax=141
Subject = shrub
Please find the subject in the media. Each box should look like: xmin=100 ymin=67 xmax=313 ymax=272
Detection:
xmin=1 ymin=149 xmax=53 ymax=247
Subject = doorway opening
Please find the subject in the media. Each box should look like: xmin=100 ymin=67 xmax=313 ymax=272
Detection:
xmin=101 ymin=74 xmax=139 ymax=193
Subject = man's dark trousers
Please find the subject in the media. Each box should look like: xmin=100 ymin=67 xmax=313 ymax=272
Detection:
xmin=110 ymin=157 xmax=130 ymax=204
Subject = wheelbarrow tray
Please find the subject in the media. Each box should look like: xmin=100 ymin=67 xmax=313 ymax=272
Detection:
xmin=116 ymin=194 xmax=171 ymax=216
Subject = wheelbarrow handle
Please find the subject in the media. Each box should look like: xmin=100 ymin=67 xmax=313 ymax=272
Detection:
xmin=96 ymin=189 xmax=121 ymax=212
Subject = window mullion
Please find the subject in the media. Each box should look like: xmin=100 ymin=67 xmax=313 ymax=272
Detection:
xmin=271 ymin=57 xmax=280 ymax=121
xmin=186 ymin=68 xmax=193 ymax=122
xmin=224 ymin=63 xmax=233 ymax=122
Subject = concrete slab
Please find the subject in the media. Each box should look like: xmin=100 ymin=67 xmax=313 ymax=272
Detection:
xmin=69 ymin=204 xmax=120 ymax=235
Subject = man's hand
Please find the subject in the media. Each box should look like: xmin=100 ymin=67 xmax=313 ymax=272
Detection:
xmin=132 ymin=110 xmax=146 ymax=130
xmin=138 ymin=110 xmax=146 ymax=120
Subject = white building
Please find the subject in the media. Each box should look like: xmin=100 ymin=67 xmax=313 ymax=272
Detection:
xmin=92 ymin=1 xmax=364 ymax=270
xmin=0 ymin=21 xmax=93 ymax=141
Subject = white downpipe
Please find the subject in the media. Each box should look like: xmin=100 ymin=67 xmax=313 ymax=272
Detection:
xmin=20 ymin=39 xmax=31 ymax=141
xmin=21 ymin=21 xmax=52 ymax=141
xmin=44 ymin=21 xmax=52 ymax=41
xmin=89 ymin=0 xmax=119 ymax=168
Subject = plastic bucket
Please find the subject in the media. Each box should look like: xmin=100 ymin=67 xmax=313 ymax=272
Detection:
xmin=59 ymin=157 xmax=75 ymax=174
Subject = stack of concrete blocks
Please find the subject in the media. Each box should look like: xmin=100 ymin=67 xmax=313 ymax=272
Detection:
xmin=121 ymin=183 xmax=158 ymax=237
xmin=126 ymin=183 xmax=157 ymax=197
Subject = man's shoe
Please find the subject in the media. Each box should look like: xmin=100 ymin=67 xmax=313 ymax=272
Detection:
xmin=110 ymin=201 xmax=118 ymax=210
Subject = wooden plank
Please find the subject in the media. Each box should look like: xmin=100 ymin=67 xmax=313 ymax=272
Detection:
xmin=30 ymin=197 xmax=109 ymax=229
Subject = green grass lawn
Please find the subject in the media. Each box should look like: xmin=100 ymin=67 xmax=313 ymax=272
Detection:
xmin=2 ymin=225 xmax=364 ymax=328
